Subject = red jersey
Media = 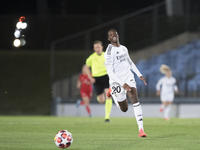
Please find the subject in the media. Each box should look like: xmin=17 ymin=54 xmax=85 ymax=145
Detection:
xmin=79 ymin=74 xmax=93 ymax=99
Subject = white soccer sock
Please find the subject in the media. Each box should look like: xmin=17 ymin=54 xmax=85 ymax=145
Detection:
xmin=113 ymin=97 xmax=119 ymax=108
xmin=164 ymin=105 xmax=171 ymax=118
xmin=133 ymin=102 xmax=144 ymax=131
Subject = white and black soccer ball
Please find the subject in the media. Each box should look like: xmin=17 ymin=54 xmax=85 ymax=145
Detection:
xmin=54 ymin=130 xmax=73 ymax=149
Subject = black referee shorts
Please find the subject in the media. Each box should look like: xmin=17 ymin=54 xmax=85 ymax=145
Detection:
xmin=93 ymin=74 xmax=109 ymax=96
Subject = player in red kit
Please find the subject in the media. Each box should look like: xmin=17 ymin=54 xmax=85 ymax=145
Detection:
xmin=76 ymin=65 xmax=93 ymax=117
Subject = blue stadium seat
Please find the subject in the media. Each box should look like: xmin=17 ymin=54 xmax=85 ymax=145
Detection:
xmin=135 ymin=39 xmax=200 ymax=94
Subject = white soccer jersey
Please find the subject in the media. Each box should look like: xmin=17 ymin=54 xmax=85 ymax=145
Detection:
xmin=104 ymin=44 xmax=142 ymax=87
xmin=156 ymin=76 xmax=178 ymax=101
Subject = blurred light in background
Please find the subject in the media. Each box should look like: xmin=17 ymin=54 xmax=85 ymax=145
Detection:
xmin=16 ymin=22 xmax=23 ymax=29
xmin=22 ymin=22 xmax=27 ymax=29
xmin=20 ymin=39 xmax=26 ymax=46
xmin=13 ymin=39 xmax=21 ymax=47
xmin=14 ymin=29 xmax=21 ymax=38
xmin=16 ymin=22 xmax=27 ymax=29
xmin=13 ymin=16 xmax=27 ymax=48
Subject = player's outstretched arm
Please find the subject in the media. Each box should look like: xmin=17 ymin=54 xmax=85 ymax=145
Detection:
xmin=106 ymin=64 xmax=125 ymax=87
xmin=156 ymin=90 xmax=160 ymax=96
xmin=85 ymin=65 xmax=95 ymax=83
xmin=77 ymin=79 xmax=81 ymax=89
xmin=126 ymin=48 xmax=142 ymax=78
xmin=174 ymin=85 xmax=179 ymax=93
xmin=139 ymin=76 xmax=147 ymax=86
xmin=174 ymin=79 xmax=179 ymax=93
xmin=156 ymin=78 xmax=163 ymax=91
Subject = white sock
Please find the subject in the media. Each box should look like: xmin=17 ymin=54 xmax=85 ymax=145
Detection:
xmin=133 ymin=102 xmax=144 ymax=131
xmin=164 ymin=105 xmax=171 ymax=118
xmin=113 ymin=97 xmax=119 ymax=108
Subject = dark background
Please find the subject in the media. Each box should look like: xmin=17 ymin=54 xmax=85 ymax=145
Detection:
xmin=0 ymin=0 xmax=166 ymax=50
xmin=0 ymin=0 xmax=164 ymax=15
xmin=2 ymin=0 xmax=200 ymax=51
xmin=1 ymin=0 xmax=200 ymax=50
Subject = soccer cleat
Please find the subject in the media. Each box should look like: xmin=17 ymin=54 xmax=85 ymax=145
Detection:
xmin=76 ymin=99 xmax=81 ymax=108
xmin=106 ymin=87 xmax=112 ymax=98
xmin=164 ymin=117 xmax=170 ymax=121
xmin=160 ymin=108 xmax=163 ymax=112
xmin=138 ymin=129 xmax=147 ymax=137
xmin=105 ymin=119 xmax=110 ymax=122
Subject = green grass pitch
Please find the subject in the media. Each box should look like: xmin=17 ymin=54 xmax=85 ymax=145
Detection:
xmin=0 ymin=116 xmax=200 ymax=150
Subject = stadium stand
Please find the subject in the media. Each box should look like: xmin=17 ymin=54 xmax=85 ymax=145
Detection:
xmin=135 ymin=39 xmax=200 ymax=96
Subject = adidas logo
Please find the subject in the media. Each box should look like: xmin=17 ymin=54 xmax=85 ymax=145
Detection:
xmin=116 ymin=51 xmax=119 ymax=54
xmin=138 ymin=118 xmax=143 ymax=121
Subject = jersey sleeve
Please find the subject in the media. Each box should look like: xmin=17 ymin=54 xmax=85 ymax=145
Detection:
xmin=156 ymin=78 xmax=163 ymax=91
xmin=125 ymin=46 xmax=142 ymax=78
xmin=104 ymin=46 xmax=125 ymax=87
xmin=86 ymin=55 xmax=92 ymax=67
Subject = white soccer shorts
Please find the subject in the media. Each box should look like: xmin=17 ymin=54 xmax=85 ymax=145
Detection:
xmin=110 ymin=76 xmax=136 ymax=102
xmin=160 ymin=93 xmax=174 ymax=102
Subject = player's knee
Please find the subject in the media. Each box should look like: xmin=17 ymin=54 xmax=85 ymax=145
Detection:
xmin=98 ymin=99 xmax=105 ymax=104
xmin=97 ymin=96 xmax=105 ymax=104
xmin=121 ymin=107 xmax=128 ymax=112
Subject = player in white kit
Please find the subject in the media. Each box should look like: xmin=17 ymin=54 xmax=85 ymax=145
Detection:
xmin=105 ymin=29 xmax=147 ymax=137
xmin=156 ymin=64 xmax=178 ymax=121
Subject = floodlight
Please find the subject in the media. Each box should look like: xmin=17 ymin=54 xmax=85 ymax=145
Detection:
xmin=22 ymin=22 xmax=27 ymax=29
xmin=14 ymin=16 xmax=27 ymax=48
xmin=13 ymin=39 xmax=21 ymax=47
xmin=16 ymin=22 xmax=23 ymax=29
xmin=20 ymin=39 xmax=26 ymax=46
xmin=14 ymin=29 xmax=21 ymax=38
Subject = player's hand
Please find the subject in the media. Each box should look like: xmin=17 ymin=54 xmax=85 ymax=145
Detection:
xmin=90 ymin=77 xmax=95 ymax=83
xmin=175 ymin=90 xmax=179 ymax=94
xmin=156 ymin=91 xmax=160 ymax=96
xmin=123 ymin=83 xmax=131 ymax=91
xmin=139 ymin=76 xmax=147 ymax=86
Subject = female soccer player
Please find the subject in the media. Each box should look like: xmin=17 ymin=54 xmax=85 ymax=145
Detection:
xmin=105 ymin=29 xmax=147 ymax=137
xmin=85 ymin=41 xmax=112 ymax=122
xmin=156 ymin=64 xmax=178 ymax=121
xmin=76 ymin=65 xmax=93 ymax=117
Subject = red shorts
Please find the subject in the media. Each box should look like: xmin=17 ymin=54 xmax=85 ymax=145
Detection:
xmin=80 ymin=90 xmax=92 ymax=100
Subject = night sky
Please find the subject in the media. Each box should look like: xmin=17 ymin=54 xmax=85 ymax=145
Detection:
xmin=0 ymin=0 xmax=164 ymax=15
xmin=0 ymin=0 xmax=168 ymax=50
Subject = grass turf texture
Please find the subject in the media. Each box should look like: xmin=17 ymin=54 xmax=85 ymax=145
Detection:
xmin=0 ymin=117 xmax=199 ymax=150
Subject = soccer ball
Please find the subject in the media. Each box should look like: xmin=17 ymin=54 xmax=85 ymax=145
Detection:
xmin=54 ymin=130 xmax=73 ymax=148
